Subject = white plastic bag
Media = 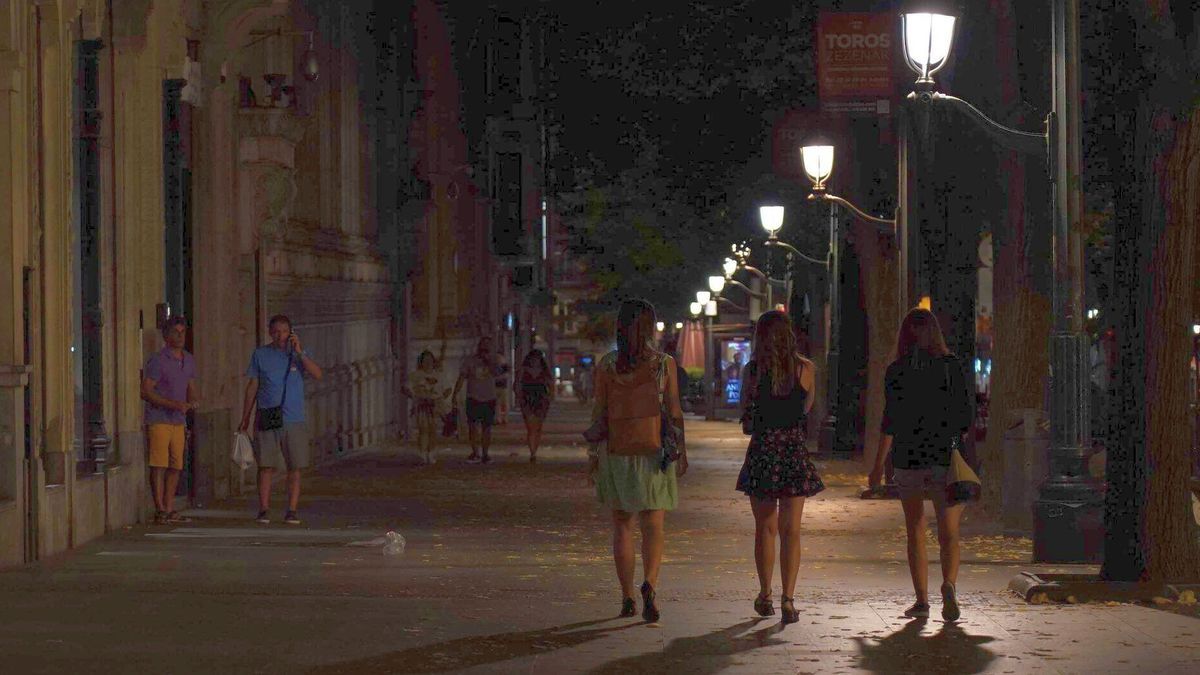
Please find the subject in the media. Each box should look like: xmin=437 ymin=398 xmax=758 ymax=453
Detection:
xmin=232 ymin=432 xmax=255 ymax=470
xmin=383 ymin=531 xmax=406 ymax=556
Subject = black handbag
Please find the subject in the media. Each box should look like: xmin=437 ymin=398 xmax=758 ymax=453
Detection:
xmin=257 ymin=353 xmax=293 ymax=432
xmin=657 ymin=357 xmax=684 ymax=472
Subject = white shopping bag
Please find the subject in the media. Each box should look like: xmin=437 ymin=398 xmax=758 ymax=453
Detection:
xmin=232 ymin=432 xmax=255 ymax=470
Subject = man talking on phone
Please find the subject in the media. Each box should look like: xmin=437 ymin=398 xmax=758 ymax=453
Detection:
xmin=238 ymin=314 xmax=322 ymax=524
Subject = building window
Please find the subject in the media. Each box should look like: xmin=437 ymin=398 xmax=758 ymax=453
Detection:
xmin=72 ymin=39 xmax=110 ymax=475
xmin=491 ymin=16 xmax=522 ymax=107
xmin=492 ymin=152 xmax=524 ymax=257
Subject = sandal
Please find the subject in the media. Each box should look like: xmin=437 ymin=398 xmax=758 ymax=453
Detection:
xmin=166 ymin=511 xmax=191 ymax=523
xmin=941 ymin=582 xmax=960 ymax=622
xmin=640 ymin=581 xmax=660 ymax=623
xmin=781 ymin=596 xmax=799 ymax=624
xmin=904 ymin=601 xmax=931 ymax=619
xmin=619 ymin=597 xmax=637 ymax=618
xmin=153 ymin=510 xmax=168 ymax=525
xmin=754 ymin=592 xmax=775 ymax=617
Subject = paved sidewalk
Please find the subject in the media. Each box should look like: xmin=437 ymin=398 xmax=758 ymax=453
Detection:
xmin=0 ymin=403 xmax=1196 ymax=674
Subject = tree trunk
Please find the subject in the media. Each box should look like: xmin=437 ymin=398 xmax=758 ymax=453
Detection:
xmin=851 ymin=218 xmax=900 ymax=472
xmin=1143 ymin=107 xmax=1200 ymax=581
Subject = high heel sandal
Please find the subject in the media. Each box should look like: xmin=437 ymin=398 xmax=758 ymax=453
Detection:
xmin=640 ymin=581 xmax=660 ymax=623
xmin=754 ymin=592 xmax=775 ymax=617
xmin=619 ymin=597 xmax=637 ymax=618
xmin=781 ymin=596 xmax=799 ymax=624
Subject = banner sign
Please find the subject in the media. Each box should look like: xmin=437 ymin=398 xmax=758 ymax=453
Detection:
xmin=817 ymin=12 xmax=895 ymax=116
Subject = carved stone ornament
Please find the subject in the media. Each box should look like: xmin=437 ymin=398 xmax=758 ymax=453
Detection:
xmin=236 ymin=107 xmax=308 ymax=144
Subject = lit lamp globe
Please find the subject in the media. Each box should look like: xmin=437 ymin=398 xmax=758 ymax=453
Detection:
xmin=690 ymin=302 xmax=702 ymax=317
xmin=656 ymin=321 xmax=665 ymax=332
xmin=675 ymin=322 xmax=683 ymax=330
xmin=708 ymin=275 xmax=726 ymax=294
xmin=801 ymin=144 xmax=835 ymax=193
xmin=704 ymin=300 xmax=718 ymax=317
xmin=759 ymin=206 xmax=785 ymax=237
xmin=696 ymin=290 xmax=711 ymax=305
xmin=902 ymin=8 xmax=957 ymax=87
xmin=723 ymin=257 xmax=738 ymax=278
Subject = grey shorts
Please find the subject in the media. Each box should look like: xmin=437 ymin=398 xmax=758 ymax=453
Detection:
xmin=254 ymin=422 xmax=311 ymax=470
xmin=894 ymin=465 xmax=949 ymax=507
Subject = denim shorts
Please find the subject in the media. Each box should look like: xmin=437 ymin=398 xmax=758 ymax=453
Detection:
xmin=894 ymin=465 xmax=949 ymax=507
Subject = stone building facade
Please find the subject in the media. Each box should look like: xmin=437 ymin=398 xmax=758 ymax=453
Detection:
xmin=0 ymin=0 xmax=415 ymax=566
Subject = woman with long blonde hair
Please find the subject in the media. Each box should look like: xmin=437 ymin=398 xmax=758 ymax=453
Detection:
xmin=736 ymin=310 xmax=822 ymax=624
xmin=869 ymin=307 xmax=974 ymax=621
xmin=588 ymin=299 xmax=687 ymax=622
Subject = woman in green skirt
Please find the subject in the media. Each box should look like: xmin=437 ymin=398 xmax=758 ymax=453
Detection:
xmin=587 ymin=299 xmax=688 ymax=622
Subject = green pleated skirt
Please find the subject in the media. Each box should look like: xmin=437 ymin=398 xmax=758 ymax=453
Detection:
xmin=594 ymin=446 xmax=678 ymax=512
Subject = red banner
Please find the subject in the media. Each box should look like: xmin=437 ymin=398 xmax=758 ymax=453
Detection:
xmin=817 ymin=12 xmax=895 ymax=116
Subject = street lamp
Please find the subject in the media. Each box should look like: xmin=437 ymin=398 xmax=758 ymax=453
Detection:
xmin=656 ymin=321 xmax=665 ymax=333
xmin=901 ymin=2 xmax=1098 ymax=563
xmin=725 ymin=250 xmax=770 ymax=315
xmin=759 ymin=206 xmax=784 ymax=236
xmin=692 ymin=294 xmax=717 ymax=420
xmin=901 ymin=12 xmax=956 ymax=88
xmin=708 ymin=275 xmax=726 ymax=294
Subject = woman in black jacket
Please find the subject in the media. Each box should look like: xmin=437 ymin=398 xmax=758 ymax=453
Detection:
xmin=869 ymin=308 xmax=974 ymax=622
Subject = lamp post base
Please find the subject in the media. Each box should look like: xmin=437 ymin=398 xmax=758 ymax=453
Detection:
xmin=1032 ymin=480 xmax=1105 ymax=563
xmin=817 ymin=416 xmax=839 ymax=456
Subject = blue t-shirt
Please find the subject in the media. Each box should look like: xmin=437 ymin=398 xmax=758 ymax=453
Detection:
xmin=246 ymin=346 xmax=308 ymax=423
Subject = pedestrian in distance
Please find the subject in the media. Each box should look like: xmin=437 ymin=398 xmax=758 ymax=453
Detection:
xmin=141 ymin=315 xmax=199 ymax=525
xmin=869 ymin=307 xmax=975 ymax=622
xmin=736 ymin=310 xmax=823 ymax=625
xmin=587 ymin=299 xmax=688 ymax=622
xmin=402 ymin=350 xmax=451 ymax=465
xmin=454 ymin=336 xmax=503 ymax=464
xmin=516 ymin=349 xmax=554 ymax=463
xmin=238 ymin=314 xmax=323 ymax=525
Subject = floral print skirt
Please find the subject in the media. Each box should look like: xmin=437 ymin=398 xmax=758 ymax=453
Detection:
xmin=736 ymin=425 xmax=825 ymax=500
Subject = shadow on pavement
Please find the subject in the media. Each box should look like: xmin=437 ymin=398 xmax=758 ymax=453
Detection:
xmin=587 ymin=617 xmax=782 ymax=674
xmin=852 ymin=620 xmax=997 ymax=674
xmin=306 ymin=617 xmax=639 ymax=674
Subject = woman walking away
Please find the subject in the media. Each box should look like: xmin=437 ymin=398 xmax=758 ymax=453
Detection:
xmin=736 ymin=310 xmax=823 ymax=625
xmin=516 ymin=349 xmax=554 ymax=463
xmin=869 ymin=308 xmax=975 ymax=622
xmin=588 ymin=299 xmax=688 ymax=622
xmin=402 ymin=350 xmax=450 ymax=465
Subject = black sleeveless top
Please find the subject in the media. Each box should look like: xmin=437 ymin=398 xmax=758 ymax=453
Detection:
xmin=748 ymin=361 xmax=808 ymax=431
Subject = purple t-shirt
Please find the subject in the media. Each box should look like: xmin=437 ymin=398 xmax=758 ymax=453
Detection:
xmin=144 ymin=348 xmax=196 ymax=425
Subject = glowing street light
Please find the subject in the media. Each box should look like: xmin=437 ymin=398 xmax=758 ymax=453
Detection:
xmin=723 ymin=257 xmax=738 ymax=278
xmin=759 ymin=205 xmax=784 ymax=236
xmin=696 ymin=290 xmax=711 ymax=306
xmin=901 ymin=11 xmax=956 ymax=88
xmin=801 ymin=145 xmax=835 ymax=192
xmin=708 ymin=275 xmax=726 ymax=294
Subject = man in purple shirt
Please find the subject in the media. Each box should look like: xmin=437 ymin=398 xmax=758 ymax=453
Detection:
xmin=141 ymin=316 xmax=198 ymax=524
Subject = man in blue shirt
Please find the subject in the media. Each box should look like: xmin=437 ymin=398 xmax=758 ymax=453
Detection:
xmin=238 ymin=314 xmax=323 ymax=524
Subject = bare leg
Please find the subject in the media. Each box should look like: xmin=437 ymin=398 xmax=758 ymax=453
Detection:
xmin=901 ymin=496 xmax=929 ymax=603
xmin=481 ymin=424 xmax=492 ymax=459
xmin=468 ymin=422 xmax=481 ymax=457
xmin=257 ymin=467 xmax=274 ymax=512
xmin=149 ymin=467 xmax=166 ymax=512
xmin=639 ymin=510 xmax=665 ymax=588
xmin=750 ymin=497 xmax=779 ymax=598
xmin=163 ymin=469 xmax=182 ymax=514
xmin=286 ymin=469 xmax=301 ymax=511
xmin=530 ymin=419 xmax=543 ymax=459
xmin=933 ymin=502 xmax=964 ymax=586
xmin=778 ymin=496 xmax=806 ymax=598
xmin=612 ymin=510 xmax=636 ymax=599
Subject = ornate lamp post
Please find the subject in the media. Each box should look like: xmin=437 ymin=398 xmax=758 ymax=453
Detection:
xmin=696 ymin=291 xmax=718 ymax=420
xmin=796 ymin=141 xmax=899 ymax=457
xmin=900 ymin=1 xmax=1099 ymax=562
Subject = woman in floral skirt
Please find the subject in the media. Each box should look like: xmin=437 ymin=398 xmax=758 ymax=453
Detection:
xmin=737 ymin=310 xmax=823 ymax=624
xmin=516 ymin=349 xmax=553 ymax=462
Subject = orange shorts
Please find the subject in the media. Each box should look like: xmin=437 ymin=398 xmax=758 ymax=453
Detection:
xmin=147 ymin=424 xmax=185 ymax=470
